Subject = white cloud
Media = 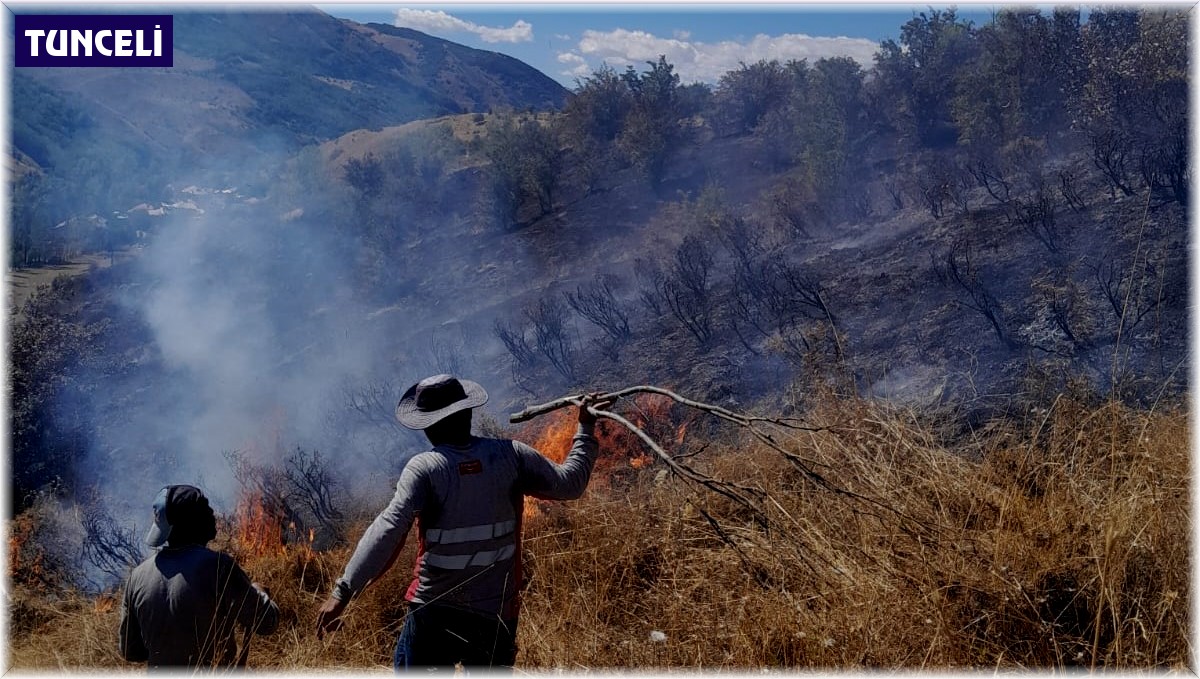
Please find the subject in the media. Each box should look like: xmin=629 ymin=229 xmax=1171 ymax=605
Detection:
xmin=393 ymin=9 xmax=533 ymax=44
xmin=555 ymin=33 xmax=573 ymax=41
xmin=556 ymin=51 xmax=591 ymax=78
xmin=573 ymin=28 xmax=879 ymax=83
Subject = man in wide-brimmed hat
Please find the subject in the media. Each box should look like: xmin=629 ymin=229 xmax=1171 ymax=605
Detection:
xmin=315 ymin=374 xmax=612 ymax=671
xmin=119 ymin=484 xmax=279 ymax=668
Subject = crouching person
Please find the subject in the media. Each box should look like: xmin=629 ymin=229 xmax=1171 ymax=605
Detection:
xmin=119 ymin=484 xmax=280 ymax=669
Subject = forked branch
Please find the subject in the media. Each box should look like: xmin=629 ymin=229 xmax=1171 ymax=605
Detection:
xmin=511 ymin=385 xmax=943 ymax=542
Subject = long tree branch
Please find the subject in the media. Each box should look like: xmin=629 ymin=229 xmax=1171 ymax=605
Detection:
xmin=590 ymin=408 xmax=769 ymax=528
xmin=510 ymin=385 xmax=944 ymax=541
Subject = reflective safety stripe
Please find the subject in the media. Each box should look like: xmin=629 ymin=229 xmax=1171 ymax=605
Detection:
xmin=423 ymin=544 xmax=516 ymax=570
xmin=425 ymin=520 xmax=516 ymax=545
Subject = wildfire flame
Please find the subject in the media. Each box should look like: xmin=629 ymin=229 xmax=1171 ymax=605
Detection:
xmin=94 ymin=595 xmax=117 ymax=615
xmin=230 ymin=406 xmax=295 ymax=559
xmin=7 ymin=514 xmax=48 ymax=589
xmin=517 ymin=394 xmax=685 ymax=522
xmin=234 ymin=492 xmax=287 ymax=558
xmin=520 ymin=410 xmax=578 ymax=520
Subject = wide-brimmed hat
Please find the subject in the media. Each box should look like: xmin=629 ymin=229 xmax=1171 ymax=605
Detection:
xmin=145 ymin=484 xmax=214 ymax=548
xmin=396 ymin=374 xmax=488 ymax=430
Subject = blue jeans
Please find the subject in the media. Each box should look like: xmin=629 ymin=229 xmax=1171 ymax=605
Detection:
xmin=393 ymin=603 xmax=518 ymax=673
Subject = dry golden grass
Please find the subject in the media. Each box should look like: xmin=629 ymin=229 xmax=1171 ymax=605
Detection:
xmin=6 ymin=394 xmax=1190 ymax=671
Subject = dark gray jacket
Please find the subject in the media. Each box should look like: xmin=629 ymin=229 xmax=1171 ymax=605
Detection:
xmin=119 ymin=544 xmax=279 ymax=668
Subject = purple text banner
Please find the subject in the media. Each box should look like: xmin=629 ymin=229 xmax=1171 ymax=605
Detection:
xmin=15 ymin=14 xmax=173 ymax=67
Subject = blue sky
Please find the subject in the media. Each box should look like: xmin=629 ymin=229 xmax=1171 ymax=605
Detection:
xmin=316 ymin=4 xmax=1005 ymax=86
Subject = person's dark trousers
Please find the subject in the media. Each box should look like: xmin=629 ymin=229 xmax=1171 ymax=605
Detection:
xmin=393 ymin=603 xmax=518 ymax=673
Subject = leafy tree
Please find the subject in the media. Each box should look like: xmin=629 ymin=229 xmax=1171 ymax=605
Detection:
xmin=561 ymin=65 xmax=633 ymax=146
xmin=676 ymin=81 xmax=713 ymax=120
xmin=617 ymin=56 xmax=689 ymax=189
xmin=10 ymin=174 xmax=53 ymax=267
xmin=1075 ymin=9 xmax=1188 ymax=204
xmin=813 ymin=57 xmax=867 ymax=141
xmin=9 ymin=278 xmax=108 ymax=509
xmin=384 ymin=124 xmax=460 ymax=203
xmin=343 ymin=154 xmax=385 ymax=201
xmin=796 ymin=61 xmax=853 ymax=193
xmin=952 ymin=9 xmax=1081 ymax=154
xmin=11 ymin=74 xmax=94 ymax=169
xmin=557 ymin=66 xmax=635 ymax=196
xmin=713 ymin=60 xmax=792 ymax=135
xmin=872 ymin=9 xmax=977 ymax=149
xmin=484 ymin=115 xmax=562 ymax=224
xmin=749 ymin=57 xmax=862 ymax=225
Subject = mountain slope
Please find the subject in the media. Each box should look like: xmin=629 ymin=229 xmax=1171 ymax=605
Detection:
xmin=10 ymin=7 xmax=568 ymax=207
xmin=359 ymin=22 xmax=567 ymax=114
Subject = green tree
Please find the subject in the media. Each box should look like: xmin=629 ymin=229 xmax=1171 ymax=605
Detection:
xmin=713 ymin=60 xmax=792 ymax=135
xmin=484 ymin=115 xmax=562 ymax=224
xmin=559 ymin=66 xmax=634 ymax=195
xmin=343 ymin=154 xmax=385 ymax=201
xmin=952 ymin=9 xmax=1081 ymax=154
xmin=10 ymin=174 xmax=52 ymax=267
xmin=872 ymin=9 xmax=978 ymax=149
xmin=9 ymin=278 xmax=106 ymax=509
xmin=750 ymin=56 xmax=858 ymax=208
xmin=617 ymin=56 xmax=689 ymax=189
xmin=561 ymin=65 xmax=633 ymax=146
xmin=1075 ymin=9 xmax=1188 ymax=203
xmin=813 ymin=57 xmax=866 ymax=140
xmin=795 ymin=66 xmax=849 ymax=195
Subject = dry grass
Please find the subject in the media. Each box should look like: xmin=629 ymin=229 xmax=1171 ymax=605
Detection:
xmin=6 ymin=394 xmax=1190 ymax=671
xmin=7 ymin=249 xmax=138 ymax=321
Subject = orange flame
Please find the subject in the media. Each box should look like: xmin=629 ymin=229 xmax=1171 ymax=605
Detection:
xmin=8 ymin=513 xmax=50 ymax=589
xmin=234 ymin=492 xmax=287 ymax=558
xmin=94 ymin=595 xmax=117 ymax=615
xmin=516 ymin=394 xmax=686 ymax=521
xmin=519 ymin=410 xmax=578 ymax=521
xmin=675 ymin=422 xmax=688 ymax=446
xmin=530 ymin=410 xmax=576 ymax=465
xmin=230 ymin=406 xmax=293 ymax=558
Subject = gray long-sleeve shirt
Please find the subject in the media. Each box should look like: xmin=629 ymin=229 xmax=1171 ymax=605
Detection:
xmin=334 ymin=423 xmax=599 ymax=620
xmin=119 ymin=545 xmax=279 ymax=668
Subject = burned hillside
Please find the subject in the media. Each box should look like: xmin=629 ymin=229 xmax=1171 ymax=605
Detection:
xmin=5 ymin=6 xmax=1191 ymax=671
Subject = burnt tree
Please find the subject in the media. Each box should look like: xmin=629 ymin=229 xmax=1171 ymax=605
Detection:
xmin=493 ymin=319 xmax=538 ymax=377
xmin=1058 ymin=169 xmax=1086 ymax=212
xmin=634 ymin=258 xmax=667 ymax=317
xmin=725 ymin=252 xmax=837 ymax=359
xmin=566 ymin=274 xmax=632 ymax=361
xmin=1090 ymin=129 xmax=1136 ymax=198
xmin=1089 ymin=253 xmax=1165 ymax=338
xmin=525 ymin=297 xmax=579 ymax=382
xmin=934 ymin=241 xmax=1018 ymax=349
xmin=331 ymin=379 xmax=408 ymax=438
xmin=969 ymin=158 xmax=1013 ymax=205
xmin=661 ymin=236 xmax=716 ymax=346
xmin=80 ymin=492 xmax=143 ymax=586
xmin=284 ymin=449 xmax=345 ymax=545
xmin=1011 ymin=181 xmax=1061 ymax=254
